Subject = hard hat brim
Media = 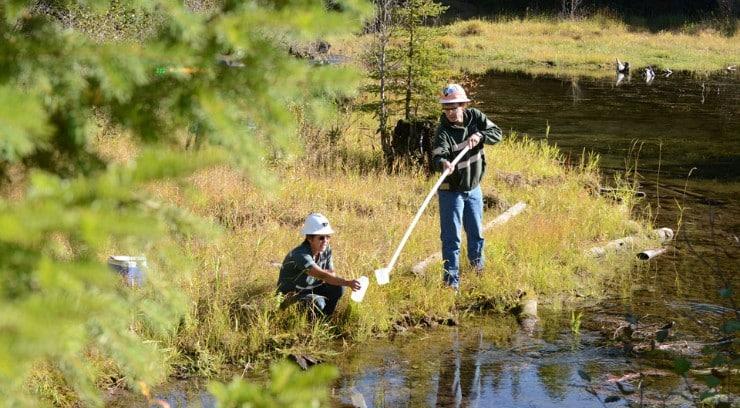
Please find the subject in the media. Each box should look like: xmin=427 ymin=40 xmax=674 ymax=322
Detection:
xmin=300 ymin=226 xmax=335 ymax=235
xmin=440 ymin=97 xmax=471 ymax=104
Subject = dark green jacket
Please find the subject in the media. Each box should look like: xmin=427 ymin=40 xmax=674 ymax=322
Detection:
xmin=433 ymin=107 xmax=502 ymax=191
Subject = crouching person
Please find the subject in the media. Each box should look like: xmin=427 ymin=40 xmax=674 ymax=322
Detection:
xmin=277 ymin=213 xmax=361 ymax=318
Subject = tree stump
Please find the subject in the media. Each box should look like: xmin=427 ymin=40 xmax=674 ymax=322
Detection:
xmin=390 ymin=119 xmax=436 ymax=174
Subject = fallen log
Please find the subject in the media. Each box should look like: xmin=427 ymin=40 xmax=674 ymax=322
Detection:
xmin=483 ymin=200 xmax=527 ymax=230
xmin=585 ymin=236 xmax=639 ymax=258
xmin=586 ymin=228 xmax=674 ymax=258
xmin=690 ymin=368 xmax=740 ymax=377
xmin=411 ymin=201 xmax=527 ymax=274
xmin=636 ymin=247 xmax=667 ymax=260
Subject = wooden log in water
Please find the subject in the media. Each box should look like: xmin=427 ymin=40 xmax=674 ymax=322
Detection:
xmin=653 ymin=227 xmax=674 ymax=242
xmin=586 ymin=227 xmax=674 ymax=258
xmin=598 ymin=187 xmax=646 ymax=199
xmin=514 ymin=294 xmax=539 ymax=333
xmin=636 ymin=247 xmax=667 ymax=260
xmin=517 ymin=296 xmax=538 ymax=320
xmin=585 ymin=236 xmax=639 ymax=257
xmin=690 ymin=368 xmax=740 ymax=377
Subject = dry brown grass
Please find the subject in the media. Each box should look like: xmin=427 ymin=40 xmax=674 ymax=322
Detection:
xmin=335 ymin=16 xmax=739 ymax=76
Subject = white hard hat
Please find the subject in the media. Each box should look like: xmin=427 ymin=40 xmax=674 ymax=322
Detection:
xmin=300 ymin=213 xmax=335 ymax=235
xmin=439 ymin=83 xmax=471 ymax=104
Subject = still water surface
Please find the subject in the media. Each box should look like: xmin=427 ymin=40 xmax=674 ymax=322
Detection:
xmin=333 ymin=69 xmax=739 ymax=407
xmin=115 ymin=70 xmax=739 ymax=407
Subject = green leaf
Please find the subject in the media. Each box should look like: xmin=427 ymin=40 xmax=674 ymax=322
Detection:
xmin=656 ymin=329 xmax=669 ymax=342
xmin=3 ymin=0 xmax=30 ymax=23
xmin=208 ymin=360 xmax=339 ymax=407
xmin=673 ymin=358 xmax=691 ymax=375
xmin=0 ymin=0 xmax=374 ymax=404
xmin=625 ymin=313 xmax=638 ymax=325
xmin=616 ymin=381 xmax=634 ymax=395
xmin=0 ymin=86 xmax=53 ymax=161
xmin=700 ymin=391 xmax=717 ymax=403
xmin=710 ymin=353 xmax=726 ymax=366
xmin=702 ymin=375 xmax=721 ymax=389
xmin=720 ymin=319 xmax=740 ymax=334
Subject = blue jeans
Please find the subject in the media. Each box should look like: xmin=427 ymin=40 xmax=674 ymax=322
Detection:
xmin=438 ymin=186 xmax=485 ymax=288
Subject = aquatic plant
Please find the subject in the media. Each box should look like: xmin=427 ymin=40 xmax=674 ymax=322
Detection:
xmin=571 ymin=311 xmax=583 ymax=337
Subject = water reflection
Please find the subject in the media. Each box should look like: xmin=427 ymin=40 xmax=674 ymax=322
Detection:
xmin=336 ymin=312 xmax=648 ymax=407
xmin=336 ymin=305 xmax=715 ymax=407
xmin=434 ymin=331 xmax=485 ymax=407
xmin=334 ymin=70 xmax=739 ymax=407
xmin=479 ymin=70 xmax=739 ymax=182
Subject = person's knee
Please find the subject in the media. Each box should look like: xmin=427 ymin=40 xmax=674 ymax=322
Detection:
xmin=303 ymin=294 xmax=327 ymax=311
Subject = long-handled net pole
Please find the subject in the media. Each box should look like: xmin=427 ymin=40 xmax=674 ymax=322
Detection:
xmin=382 ymin=146 xmax=471 ymax=277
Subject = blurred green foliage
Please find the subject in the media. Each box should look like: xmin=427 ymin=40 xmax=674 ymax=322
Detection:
xmin=209 ymin=360 xmax=339 ymax=408
xmin=0 ymin=0 xmax=372 ymax=405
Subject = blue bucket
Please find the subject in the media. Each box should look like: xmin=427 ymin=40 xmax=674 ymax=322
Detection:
xmin=107 ymin=255 xmax=147 ymax=287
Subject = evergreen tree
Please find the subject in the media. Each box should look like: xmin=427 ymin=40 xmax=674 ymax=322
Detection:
xmin=362 ymin=0 xmax=449 ymax=165
xmin=362 ymin=0 xmax=398 ymax=160
xmin=0 ymin=0 xmax=371 ymax=405
xmin=393 ymin=0 xmax=448 ymax=120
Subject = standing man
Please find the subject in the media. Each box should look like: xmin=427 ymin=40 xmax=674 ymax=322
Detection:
xmin=432 ymin=84 xmax=503 ymax=290
xmin=277 ymin=213 xmax=361 ymax=317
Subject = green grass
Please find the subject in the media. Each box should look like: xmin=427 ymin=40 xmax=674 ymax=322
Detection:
xmin=333 ymin=15 xmax=739 ymax=77
xmin=139 ymin=131 xmax=659 ymax=371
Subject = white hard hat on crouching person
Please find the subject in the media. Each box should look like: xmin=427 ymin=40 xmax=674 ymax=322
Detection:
xmin=439 ymin=83 xmax=471 ymax=104
xmin=300 ymin=213 xmax=335 ymax=235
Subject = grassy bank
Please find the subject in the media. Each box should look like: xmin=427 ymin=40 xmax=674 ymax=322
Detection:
xmin=140 ymin=131 xmax=661 ymax=376
xmin=126 ymin=15 xmax=693 ymax=379
xmin=332 ymin=15 xmax=739 ymax=77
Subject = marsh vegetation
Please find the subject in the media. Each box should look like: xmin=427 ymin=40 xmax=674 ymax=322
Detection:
xmin=1 ymin=1 xmax=736 ymax=406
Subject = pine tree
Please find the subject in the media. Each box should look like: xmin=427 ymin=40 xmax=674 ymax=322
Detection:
xmin=394 ymin=0 xmax=448 ymax=120
xmin=0 ymin=0 xmax=372 ymax=404
xmin=362 ymin=0 xmax=449 ymax=166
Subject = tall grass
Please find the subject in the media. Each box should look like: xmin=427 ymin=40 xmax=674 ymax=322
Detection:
xmin=141 ymin=125 xmax=658 ymax=372
xmin=23 ymin=12 xmax=734 ymax=403
xmin=338 ymin=15 xmax=739 ymax=77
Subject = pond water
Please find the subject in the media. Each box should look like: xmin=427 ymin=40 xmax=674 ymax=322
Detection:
xmin=479 ymin=68 xmax=739 ymax=307
xmin=110 ymin=70 xmax=738 ymax=407
xmin=332 ymin=69 xmax=739 ymax=407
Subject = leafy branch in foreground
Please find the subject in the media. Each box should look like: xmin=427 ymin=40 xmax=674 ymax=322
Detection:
xmin=209 ymin=360 xmax=339 ymax=408
xmin=0 ymin=0 xmax=372 ymax=404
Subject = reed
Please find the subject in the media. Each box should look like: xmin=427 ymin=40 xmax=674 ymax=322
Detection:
xmin=30 ymin=116 xmax=657 ymax=394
